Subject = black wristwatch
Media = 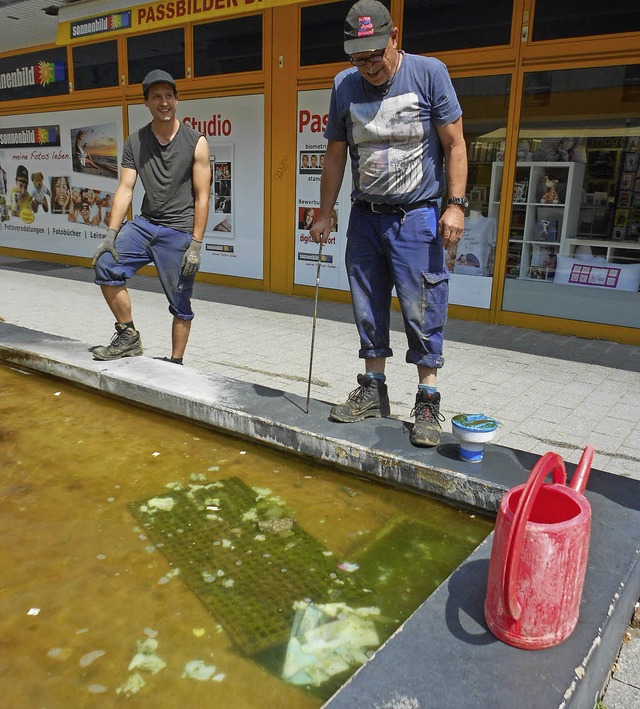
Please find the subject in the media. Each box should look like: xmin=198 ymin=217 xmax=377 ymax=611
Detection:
xmin=447 ymin=196 xmax=469 ymax=210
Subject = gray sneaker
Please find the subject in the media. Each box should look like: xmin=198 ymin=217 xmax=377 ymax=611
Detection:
xmin=92 ymin=323 xmax=143 ymax=361
xmin=329 ymin=373 xmax=391 ymax=422
xmin=410 ymin=390 xmax=445 ymax=447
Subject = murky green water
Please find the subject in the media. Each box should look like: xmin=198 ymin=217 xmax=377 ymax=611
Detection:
xmin=0 ymin=364 xmax=493 ymax=707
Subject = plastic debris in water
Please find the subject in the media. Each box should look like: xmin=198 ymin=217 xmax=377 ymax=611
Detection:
xmin=88 ymin=684 xmax=108 ymax=694
xmin=147 ymin=496 xmax=175 ymax=512
xmin=182 ymin=659 xmax=218 ymax=681
xmin=338 ymin=562 xmax=359 ymax=573
xmin=283 ymin=602 xmax=380 ymax=687
xmin=27 ymin=608 xmax=40 ymax=616
xmin=127 ymin=638 xmax=166 ymax=675
xmin=80 ymin=650 xmax=105 ymax=667
xmin=192 ymin=628 xmax=205 ymax=637
xmin=128 ymin=652 xmax=166 ymax=675
xmin=47 ymin=647 xmax=72 ymax=661
xmin=116 ymin=672 xmax=145 ymax=696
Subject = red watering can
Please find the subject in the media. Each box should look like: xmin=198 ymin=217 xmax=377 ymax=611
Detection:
xmin=484 ymin=445 xmax=595 ymax=650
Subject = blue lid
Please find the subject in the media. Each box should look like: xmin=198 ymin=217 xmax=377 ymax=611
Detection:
xmin=452 ymin=413 xmax=498 ymax=432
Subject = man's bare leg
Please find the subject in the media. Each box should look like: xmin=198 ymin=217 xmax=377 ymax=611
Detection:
xmin=171 ymin=316 xmax=191 ymax=360
xmin=100 ymin=284 xmax=133 ymax=324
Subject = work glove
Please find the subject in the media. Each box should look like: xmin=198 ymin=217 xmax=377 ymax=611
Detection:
xmin=180 ymin=238 xmax=202 ymax=278
xmin=91 ymin=228 xmax=119 ymax=267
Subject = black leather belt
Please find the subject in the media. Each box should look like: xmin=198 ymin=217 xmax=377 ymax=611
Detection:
xmin=353 ymin=198 xmax=438 ymax=221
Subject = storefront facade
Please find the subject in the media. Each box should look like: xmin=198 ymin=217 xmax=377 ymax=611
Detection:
xmin=0 ymin=0 xmax=638 ymax=343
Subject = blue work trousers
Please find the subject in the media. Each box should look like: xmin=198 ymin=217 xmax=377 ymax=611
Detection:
xmin=94 ymin=216 xmax=195 ymax=320
xmin=345 ymin=203 xmax=448 ymax=368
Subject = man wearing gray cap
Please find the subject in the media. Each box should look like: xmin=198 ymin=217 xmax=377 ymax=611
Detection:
xmin=92 ymin=69 xmax=210 ymax=364
xmin=310 ymin=0 xmax=467 ymax=447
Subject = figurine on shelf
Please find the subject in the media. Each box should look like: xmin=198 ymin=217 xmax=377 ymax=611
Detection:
xmin=540 ymin=176 xmax=560 ymax=204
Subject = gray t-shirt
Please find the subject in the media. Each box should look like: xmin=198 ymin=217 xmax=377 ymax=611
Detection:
xmin=324 ymin=53 xmax=462 ymax=204
xmin=122 ymin=122 xmax=202 ymax=232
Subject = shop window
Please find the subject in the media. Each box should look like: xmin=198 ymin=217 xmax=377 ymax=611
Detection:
xmin=492 ymin=65 xmax=640 ymax=328
xmin=194 ymin=15 xmax=262 ymax=76
xmin=300 ymin=0 xmax=390 ymax=67
xmin=532 ymin=0 xmax=640 ymax=41
xmin=127 ymin=29 xmax=185 ymax=87
xmin=447 ymin=74 xmax=511 ymax=309
xmin=73 ymin=41 xmax=118 ymax=91
xmin=403 ymin=0 xmax=512 ymax=54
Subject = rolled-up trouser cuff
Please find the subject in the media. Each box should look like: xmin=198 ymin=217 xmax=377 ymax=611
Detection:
xmin=359 ymin=347 xmax=394 ymax=360
xmin=405 ymin=351 xmax=445 ymax=368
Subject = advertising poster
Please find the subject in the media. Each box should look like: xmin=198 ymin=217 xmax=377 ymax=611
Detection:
xmin=0 ymin=106 xmax=123 ymax=258
xmin=128 ymin=93 xmax=264 ymax=280
xmin=294 ymin=89 xmax=352 ymax=291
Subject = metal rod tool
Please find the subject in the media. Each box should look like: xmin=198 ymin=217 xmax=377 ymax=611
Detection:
xmin=305 ymin=240 xmax=323 ymax=413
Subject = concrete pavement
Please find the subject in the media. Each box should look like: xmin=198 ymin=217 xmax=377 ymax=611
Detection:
xmin=0 ymin=253 xmax=639 ymax=706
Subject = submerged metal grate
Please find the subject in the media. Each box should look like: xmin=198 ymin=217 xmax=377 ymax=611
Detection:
xmin=129 ymin=477 xmax=368 ymax=656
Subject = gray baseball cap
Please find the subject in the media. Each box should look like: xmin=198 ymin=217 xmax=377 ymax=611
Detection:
xmin=142 ymin=69 xmax=176 ymax=96
xmin=344 ymin=0 xmax=393 ymax=55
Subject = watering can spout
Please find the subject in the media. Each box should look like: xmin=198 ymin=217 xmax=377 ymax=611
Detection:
xmin=570 ymin=445 xmax=595 ymax=494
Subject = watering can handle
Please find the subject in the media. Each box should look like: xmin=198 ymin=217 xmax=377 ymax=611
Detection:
xmin=502 ymin=452 xmax=566 ymax=621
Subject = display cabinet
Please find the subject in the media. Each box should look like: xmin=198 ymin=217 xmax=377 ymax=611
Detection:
xmin=489 ymin=161 xmax=585 ymax=281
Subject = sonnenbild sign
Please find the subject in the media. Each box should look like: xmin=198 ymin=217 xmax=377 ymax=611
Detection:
xmin=0 ymin=49 xmax=67 ymax=101
xmin=70 ymin=11 xmax=132 ymax=39
xmin=0 ymin=125 xmax=61 ymax=149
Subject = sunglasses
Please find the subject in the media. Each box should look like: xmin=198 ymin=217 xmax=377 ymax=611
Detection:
xmin=349 ymin=48 xmax=387 ymax=67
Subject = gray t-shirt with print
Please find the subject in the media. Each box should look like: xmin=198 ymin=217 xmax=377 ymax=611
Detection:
xmin=324 ymin=53 xmax=462 ymax=205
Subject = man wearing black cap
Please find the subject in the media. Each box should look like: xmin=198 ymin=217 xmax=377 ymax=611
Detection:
xmin=310 ymin=0 xmax=467 ymax=447
xmin=92 ymin=69 xmax=210 ymax=364
xmin=10 ymin=164 xmax=31 ymax=217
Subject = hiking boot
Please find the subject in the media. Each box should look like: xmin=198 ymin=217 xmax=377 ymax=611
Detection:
xmin=329 ymin=373 xmax=391 ymax=422
xmin=410 ymin=390 xmax=445 ymax=447
xmin=92 ymin=323 xmax=143 ymax=361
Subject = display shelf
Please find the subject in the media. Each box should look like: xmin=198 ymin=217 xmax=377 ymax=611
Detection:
xmin=564 ymin=238 xmax=640 ymax=262
xmin=489 ymin=161 xmax=585 ymax=282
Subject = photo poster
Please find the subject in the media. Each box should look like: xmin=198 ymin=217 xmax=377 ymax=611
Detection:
xmin=294 ymin=89 xmax=351 ymax=291
xmin=128 ymin=93 xmax=264 ymax=280
xmin=0 ymin=106 xmax=123 ymax=258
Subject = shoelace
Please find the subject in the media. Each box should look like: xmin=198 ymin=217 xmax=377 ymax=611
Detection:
xmin=348 ymin=384 xmax=369 ymax=403
xmin=110 ymin=328 xmax=134 ymax=347
xmin=110 ymin=330 xmax=126 ymax=346
xmin=411 ymin=399 xmax=445 ymax=426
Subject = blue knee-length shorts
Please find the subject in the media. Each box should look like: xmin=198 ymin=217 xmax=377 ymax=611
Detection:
xmin=94 ymin=216 xmax=195 ymax=320
xmin=345 ymin=202 xmax=448 ymax=368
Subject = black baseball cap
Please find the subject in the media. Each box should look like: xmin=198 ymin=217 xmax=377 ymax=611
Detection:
xmin=15 ymin=164 xmax=28 ymax=184
xmin=142 ymin=69 xmax=177 ymax=97
xmin=344 ymin=0 xmax=393 ymax=55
